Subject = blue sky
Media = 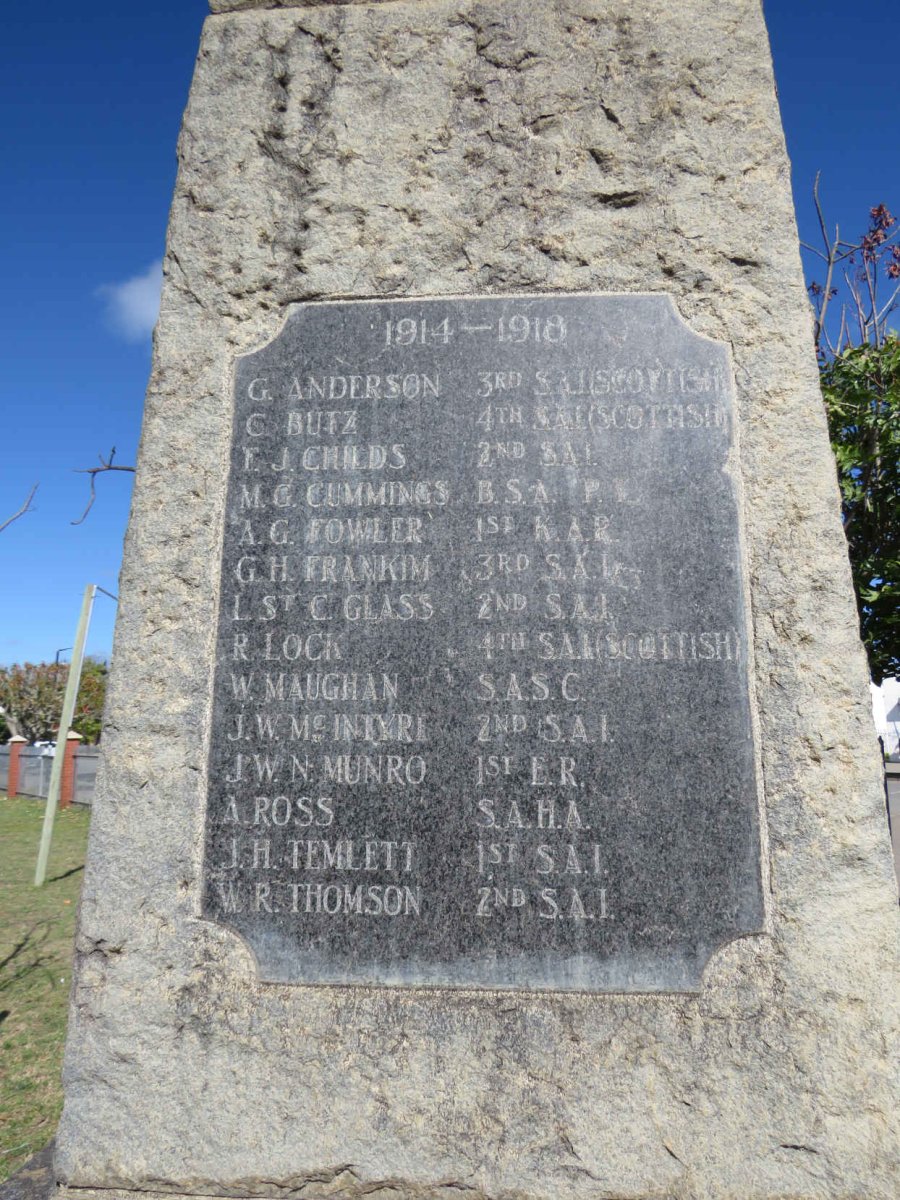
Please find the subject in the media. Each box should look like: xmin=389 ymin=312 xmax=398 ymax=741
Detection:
xmin=1 ymin=0 xmax=897 ymax=666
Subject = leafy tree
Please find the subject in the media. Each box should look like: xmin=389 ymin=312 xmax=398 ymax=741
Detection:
xmin=0 ymin=663 xmax=64 ymax=742
xmin=820 ymin=342 xmax=900 ymax=681
xmin=805 ymin=183 xmax=900 ymax=682
xmin=0 ymin=658 xmax=107 ymax=744
xmin=71 ymin=659 xmax=108 ymax=744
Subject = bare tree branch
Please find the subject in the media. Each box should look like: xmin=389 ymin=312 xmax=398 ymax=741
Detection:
xmin=811 ymin=176 xmax=843 ymax=348
xmin=813 ymin=172 xmax=831 ymax=253
xmin=875 ymin=278 xmax=900 ymax=325
xmin=72 ymin=448 xmax=135 ymax=525
xmin=800 ymin=240 xmax=828 ymax=261
xmin=0 ymin=483 xmax=39 ymax=534
xmin=835 ymin=306 xmax=848 ymax=356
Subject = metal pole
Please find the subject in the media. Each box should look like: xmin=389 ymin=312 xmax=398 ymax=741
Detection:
xmin=35 ymin=584 xmax=96 ymax=886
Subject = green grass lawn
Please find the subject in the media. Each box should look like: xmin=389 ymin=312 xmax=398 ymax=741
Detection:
xmin=0 ymin=796 xmax=90 ymax=1183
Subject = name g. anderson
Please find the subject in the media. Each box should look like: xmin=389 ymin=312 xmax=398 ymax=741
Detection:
xmin=247 ymin=373 xmax=441 ymax=403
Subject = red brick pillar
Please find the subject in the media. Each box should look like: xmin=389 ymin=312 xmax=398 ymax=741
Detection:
xmin=6 ymin=735 xmax=26 ymax=798
xmin=60 ymin=731 xmax=83 ymax=809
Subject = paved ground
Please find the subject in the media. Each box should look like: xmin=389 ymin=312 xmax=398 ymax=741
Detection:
xmin=0 ymin=1142 xmax=54 ymax=1200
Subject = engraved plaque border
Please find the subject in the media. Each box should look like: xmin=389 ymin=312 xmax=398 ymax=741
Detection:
xmin=199 ymin=292 xmax=766 ymax=994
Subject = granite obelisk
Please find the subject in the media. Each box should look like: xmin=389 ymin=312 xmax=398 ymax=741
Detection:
xmin=57 ymin=3 xmax=898 ymax=1198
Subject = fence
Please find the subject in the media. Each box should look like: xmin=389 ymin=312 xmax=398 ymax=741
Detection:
xmin=886 ymin=763 xmax=900 ymax=893
xmin=0 ymin=738 xmax=100 ymax=806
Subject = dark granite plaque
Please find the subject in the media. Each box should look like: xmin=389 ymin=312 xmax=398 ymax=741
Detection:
xmin=202 ymin=294 xmax=763 ymax=992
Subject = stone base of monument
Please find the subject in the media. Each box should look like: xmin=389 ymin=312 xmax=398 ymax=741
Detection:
xmin=58 ymin=1191 xmax=519 ymax=1200
xmin=53 ymin=1 xmax=898 ymax=1198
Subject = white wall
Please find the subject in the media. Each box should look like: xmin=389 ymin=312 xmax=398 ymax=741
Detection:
xmin=870 ymin=677 xmax=900 ymax=759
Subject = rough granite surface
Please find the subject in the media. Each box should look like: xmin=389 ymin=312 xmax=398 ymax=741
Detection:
xmin=56 ymin=1 xmax=899 ymax=1198
xmin=211 ymin=1 xmax=404 ymax=11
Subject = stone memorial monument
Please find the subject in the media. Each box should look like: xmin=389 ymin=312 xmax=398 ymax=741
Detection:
xmin=57 ymin=1 xmax=899 ymax=1197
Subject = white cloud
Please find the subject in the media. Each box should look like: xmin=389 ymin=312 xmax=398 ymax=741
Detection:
xmin=98 ymin=260 xmax=163 ymax=341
